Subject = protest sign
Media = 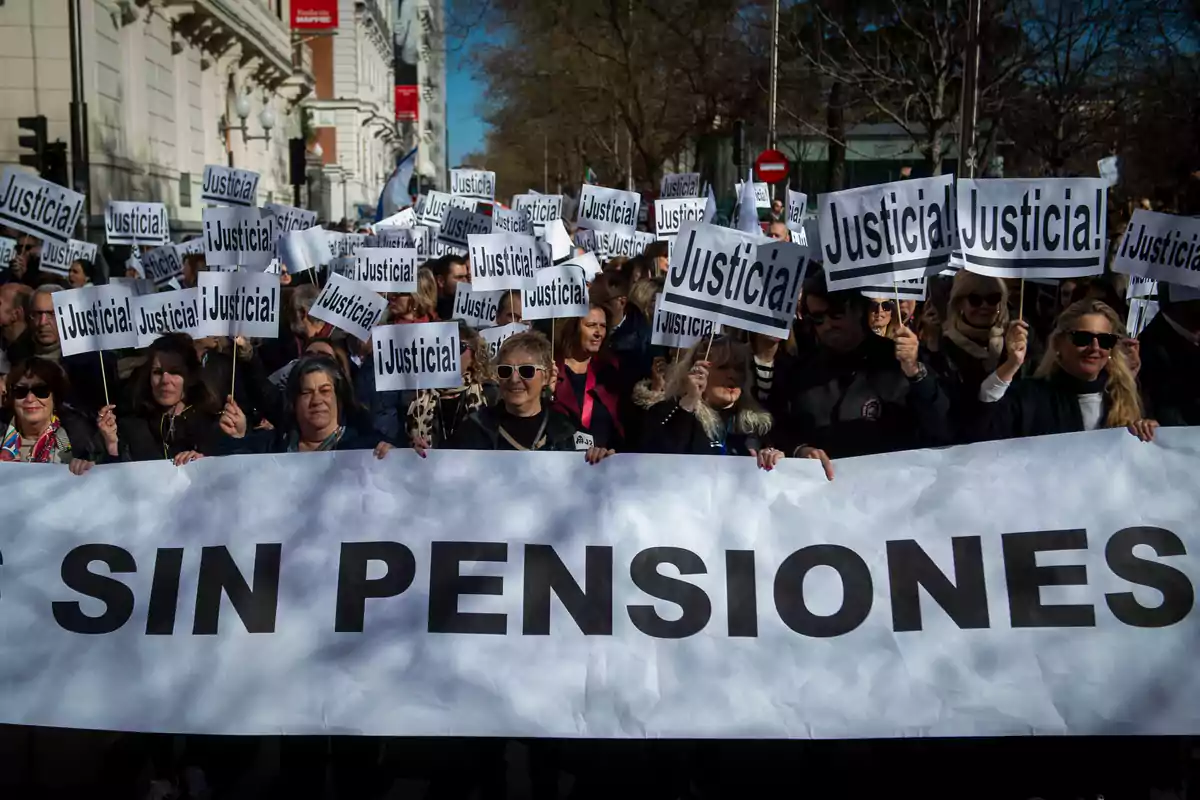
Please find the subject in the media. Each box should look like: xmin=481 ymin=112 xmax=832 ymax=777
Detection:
xmin=493 ymin=206 xmax=534 ymax=235
xmin=263 ymin=203 xmax=318 ymax=234
xmin=957 ymin=178 xmax=1108 ymax=279
xmin=40 ymin=238 xmax=96 ymax=277
xmin=110 ymin=276 xmax=156 ymax=296
xmin=419 ymin=190 xmax=454 ymax=226
xmin=196 ymin=270 xmax=280 ymax=339
xmin=4 ymin=429 xmax=1199 ymax=738
xmin=278 ymin=227 xmax=330 ymax=275
xmin=576 ymin=184 xmax=640 ymax=235
xmin=375 ymin=207 xmax=417 ymax=229
xmin=354 ymin=247 xmax=419 ymax=293
xmin=752 ymin=182 xmax=770 ymax=209
xmin=373 ymin=320 xmax=462 ymax=391
xmin=104 ymin=201 xmax=170 ymax=246
xmin=521 ymin=264 xmax=589 ymax=321
xmin=861 ymin=277 xmax=928 ymax=301
xmin=1099 ymin=156 xmax=1120 ymax=187
xmin=1127 ymin=298 xmax=1159 ymax=337
xmin=308 ymin=273 xmax=387 ymax=341
xmin=452 ymin=282 xmax=502 ymax=327
xmin=430 ymin=238 xmax=468 ymax=258
xmin=0 ymin=166 xmax=84 ymax=245
xmin=450 ymin=169 xmax=497 ymax=201
xmin=1112 ymin=209 xmax=1200 ymax=290
xmin=662 ymin=221 xmax=809 ymax=338
xmin=603 ymin=231 xmax=645 ymax=260
xmin=566 ymin=251 xmax=602 ymax=280
xmin=651 ymin=294 xmax=714 ymax=349
xmin=439 ymin=206 xmax=493 ymax=248
xmin=51 ymin=283 xmax=138 ymax=357
xmin=142 ymin=242 xmax=185 ymax=286
xmin=660 ymin=172 xmax=702 ymax=199
xmin=330 ymin=257 xmax=356 ymax=279
xmin=369 ymin=226 xmax=417 ymax=248
xmin=330 ymin=232 xmax=368 ymax=259
xmin=468 ymin=232 xmax=538 ymax=292
xmin=133 ymin=288 xmax=201 ymax=347
xmin=1127 ymin=276 xmax=1157 ymax=300
xmin=819 ymin=174 xmax=956 ymax=290
xmin=478 ymin=321 xmax=530 ymax=359
xmin=0 ymin=236 xmax=16 ymax=267
xmin=543 ymin=218 xmax=575 ymax=264
xmin=175 ymin=237 xmax=205 ymax=257
xmin=202 ymin=207 xmax=276 ymax=269
xmin=786 ymin=189 xmax=808 ymax=234
xmin=513 ymin=194 xmax=563 ymax=234
xmin=655 ymin=197 xmax=708 ymax=239
xmin=200 ymin=164 xmax=260 ymax=207
xmin=575 ymin=228 xmax=599 ymax=256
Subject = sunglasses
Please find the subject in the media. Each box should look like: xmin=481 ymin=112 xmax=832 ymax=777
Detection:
xmin=806 ymin=309 xmax=847 ymax=326
xmin=496 ymin=364 xmax=545 ymax=381
xmin=1067 ymin=330 xmax=1120 ymax=350
xmin=869 ymin=300 xmax=895 ymax=312
xmin=966 ymin=293 xmax=1003 ymax=308
xmin=460 ymin=341 xmax=473 ymax=354
xmin=12 ymin=384 xmax=51 ymax=400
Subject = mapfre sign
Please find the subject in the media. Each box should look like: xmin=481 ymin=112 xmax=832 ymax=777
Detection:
xmin=291 ymin=0 xmax=338 ymax=30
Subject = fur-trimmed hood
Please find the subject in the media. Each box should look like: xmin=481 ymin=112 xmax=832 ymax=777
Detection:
xmin=632 ymin=378 xmax=666 ymax=410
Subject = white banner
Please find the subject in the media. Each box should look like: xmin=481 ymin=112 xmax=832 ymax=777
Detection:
xmin=439 ymin=206 xmax=493 ymax=249
xmin=513 ymin=194 xmax=563 ymax=234
xmin=2 ymin=429 xmax=1198 ymax=737
xmin=957 ymin=178 xmax=1108 ymax=279
xmin=521 ymin=265 xmax=589 ymax=321
xmin=373 ymin=320 xmax=462 ymax=391
xmin=478 ymin=321 xmax=530 ymax=359
xmin=468 ymin=232 xmax=537 ymax=292
xmin=0 ymin=166 xmax=84 ymax=245
xmin=133 ymin=288 xmax=201 ymax=347
xmin=662 ymin=221 xmax=808 ymax=338
xmin=1112 ymin=209 xmax=1200 ymax=290
xmin=200 ymin=164 xmax=260 ymax=207
xmin=660 ymin=172 xmax=701 ymax=199
xmin=354 ymin=247 xmax=419 ymax=294
xmin=202 ymin=207 xmax=276 ymax=269
xmin=196 ymin=271 xmax=281 ymax=339
xmin=419 ymin=190 xmax=454 ymax=226
xmin=655 ymin=197 xmax=708 ymax=239
xmin=104 ymin=201 xmax=170 ymax=246
xmin=576 ymin=184 xmax=640 ymax=235
xmin=450 ymin=169 xmax=496 ymax=201
xmin=263 ymin=203 xmax=319 ymax=234
xmin=278 ymin=227 xmax=331 ymax=276
xmin=819 ymin=175 xmax=956 ymax=290
xmin=493 ymin=207 xmax=534 ymax=235
xmin=651 ymin=294 xmax=714 ymax=349
xmin=786 ymin=189 xmax=808 ymax=234
xmin=452 ymin=283 xmax=502 ymax=328
xmin=142 ymin=243 xmax=185 ymax=287
xmin=308 ymin=273 xmax=387 ymax=341
xmin=861 ymin=277 xmax=928 ymax=301
xmin=51 ymin=284 xmax=138 ymax=357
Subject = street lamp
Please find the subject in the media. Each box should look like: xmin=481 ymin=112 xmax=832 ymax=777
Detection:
xmin=221 ymin=93 xmax=275 ymax=145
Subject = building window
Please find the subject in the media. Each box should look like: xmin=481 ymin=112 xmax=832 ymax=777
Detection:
xmin=180 ymin=172 xmax=192 ymax=208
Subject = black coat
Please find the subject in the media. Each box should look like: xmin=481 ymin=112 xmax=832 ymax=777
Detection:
xmin=1138 ymin=313 xmax=1200 ymax=427
xmin=641 ymin=400 xmax=764 ymax=456
xmin=447 ymin=405 xmax=579 ymax=452
xmin=607 ymin=305 xmax=653 ymax=383
xmin=115 ymin=406 xmax=221 ymax=462
xmin=214 ymin=425 xmax=379 ymax=455
xmin=774 ymin=333 xmax=953 ymax=457
xmin=925 ymin=335 xmax=1010 ymax=441
xmin=972 ymin=371 xmax=1116 ymax=441
xmin=200 ymin=349 xmax=281 ymax=428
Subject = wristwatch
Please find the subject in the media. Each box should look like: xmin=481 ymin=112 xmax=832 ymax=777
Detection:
xmin=907 ymin=363 xmax=928 ymax=382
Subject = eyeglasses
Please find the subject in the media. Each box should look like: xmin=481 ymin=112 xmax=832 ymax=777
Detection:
xmin=806 ymin=309 xmax=847 ymax=326
xmin=460 ymin=341 xmax=473 ymax=354
xmin=966 ymin=293 xmax=1003 ymax=308
xmin=1067 ymin=330 xmax=1120 ymax=350
xmin=496 ymin=364 xmax=545 ymax=381
xmin=869 ymin=300 xmax=895 ymax=312
xmin=12 ymin=384 xmax=51 ymax=400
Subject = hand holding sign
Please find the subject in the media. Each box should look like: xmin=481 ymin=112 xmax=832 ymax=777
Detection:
xmin=894 ymin=326 xmax=922 ymax=378
xmin=220 ymin=396 xmax=248 ymax=439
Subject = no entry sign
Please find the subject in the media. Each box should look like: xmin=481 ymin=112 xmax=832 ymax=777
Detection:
xmin=755 ymin=149 xmax=790 ymax=184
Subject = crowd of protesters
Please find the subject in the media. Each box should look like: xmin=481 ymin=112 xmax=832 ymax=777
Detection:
xmin=1 ymin=215 xmax=1197 ymax=799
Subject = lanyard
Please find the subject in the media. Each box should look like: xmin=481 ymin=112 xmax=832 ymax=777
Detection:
xmin=497 ymin=412 xmax=549 ymax=452
xmin=579 ymin=366 xmax=598 ymax=430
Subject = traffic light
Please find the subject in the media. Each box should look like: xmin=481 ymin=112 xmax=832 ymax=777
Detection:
xmin=44 ymin=141 xmax=68 ymax=187
xmin=18 ymin=115 xmax=47 ymax=173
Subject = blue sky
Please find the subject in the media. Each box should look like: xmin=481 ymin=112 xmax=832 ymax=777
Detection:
xmin=446 ymin=33 xmax=487 ymax=166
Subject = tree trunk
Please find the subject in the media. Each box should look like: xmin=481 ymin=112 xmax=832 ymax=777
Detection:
xmin=827 ymin=79 xmax=846 ymax=191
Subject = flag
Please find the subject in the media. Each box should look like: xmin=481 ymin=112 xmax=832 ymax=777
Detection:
xmin=584 ymin=166 xmax=598 ymax=184
xmin=703 ymin=183 xmax=717 ymax=224
xmin=376 ymin=148 xmax=418 ymax=221
xmin=733 ymin=171 xmax=759 ymax=235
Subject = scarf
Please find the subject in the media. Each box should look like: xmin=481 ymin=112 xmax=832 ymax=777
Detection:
xmin=0 ymin=415 xmax=68 ymax=463
xmin=944 ymin=317 xmax=1005 ymax=372
xmin=286 ymin=425 xmax=345 ymax=453
xmin=407 ymin=383 xmax=487 ymax=444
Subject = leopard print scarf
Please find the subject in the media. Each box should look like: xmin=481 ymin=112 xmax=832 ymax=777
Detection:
xmin=406 ymin=383 xmax=488 ymax=445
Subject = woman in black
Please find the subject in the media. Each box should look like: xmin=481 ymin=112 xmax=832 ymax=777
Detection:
xmin=553 ymin=302 xmax=625 ymax=450
xmin=97 ymin=333 xmax=220 ymax=464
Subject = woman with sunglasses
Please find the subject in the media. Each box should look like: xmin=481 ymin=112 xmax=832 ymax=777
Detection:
xmin=97 ymin=333 xmax=221 ymax=465
xmin=386 ymin=267 xmax=439 ymax=324
xmin=868 ymin=298 xmax=899 ymax=339
xmin=408 ymin=322 xmax=497 ymax=453
xmin=445 ymin=330 xmax=614 ymax=463
xmin=974 ymin=299 xmax=1158 ymax=442
xmin=1 ymin=358 xmax=100 ymax=473
xmin=552 ymin=302 xmax=625 ymax=450
xmin=642 ymin=336 xmax=782 ymax=470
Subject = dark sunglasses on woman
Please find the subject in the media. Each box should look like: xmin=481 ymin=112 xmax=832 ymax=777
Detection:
xmin=806 ymin=308 xmax=847 ymax=326
xmin=496 ymin=364 xmax=544 ymax=381
xmin=869 ymin=300 xmax=895 ymax=312
xmin=966 ymin=292 xmax=1003 ymax=308
xmin=1067 ymin=331 xmax=1120 ymax=350
xmin=12 ymin=384 xmax=51 ymax=400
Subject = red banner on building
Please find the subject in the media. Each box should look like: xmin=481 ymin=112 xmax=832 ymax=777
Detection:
xmin=395 ymin=85 xmax=419 ymax=122
xmin=291 ymin=0 xmax=338 ymax=30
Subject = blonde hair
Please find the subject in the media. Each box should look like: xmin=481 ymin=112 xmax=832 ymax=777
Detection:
xmin=1035 ymin=299 xmax=1142 ymax=427
xmin=664 ymin=336 xmax=772 ymax=440
xmin=458 ymin=320 xmax=494 ymax=383
xmin=415 ymin=267 xmax=438 ymax=318
xmin=628 ymin=277 xmax=663 ymax=322
xmin=498 ymin=330 xmax=553 ymax=371
xmin=866 ymin=297 xmax=900 ymax=339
